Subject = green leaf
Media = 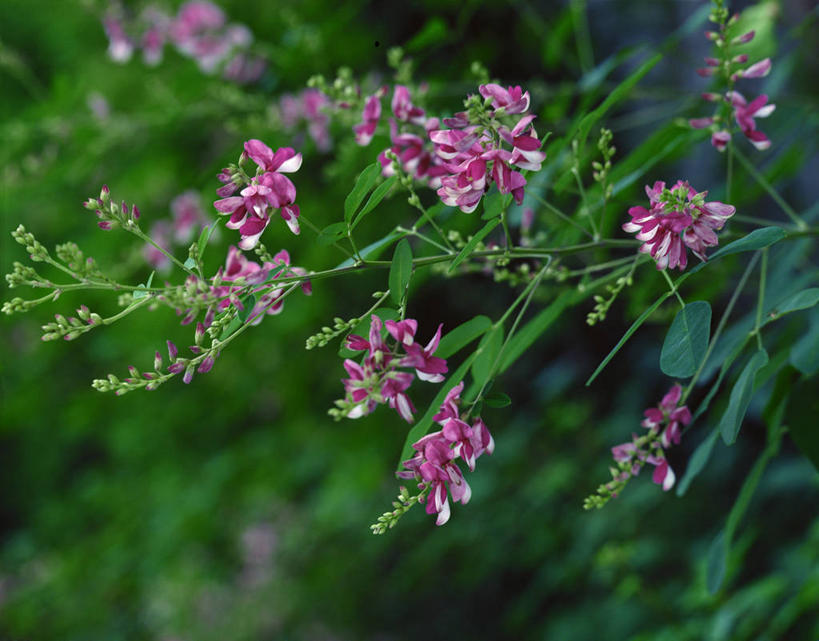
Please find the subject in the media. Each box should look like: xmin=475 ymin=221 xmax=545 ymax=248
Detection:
xmin=133 ymin=270 xmax=155 ymax=299
xmin=338 ymin=308 xmax=399 ymax=358
xmin=448 ymin=218 xmax=500 ymax=274
xmin=344 ymin=163 xmax=381 ymax=224
xmin=388 ymin=239 xmax=413 ymax=305
xmin=660 ymin=301 xmax=712 ymax=378
xmin=706 ymin=529 xmax=728 ymax=595
xmin=719 ymin=348 xmax=769 ymax=445
xmin=398 ymin=353 xmax=479 ymax=467
xmin=183 ymin=257 xmax=196 ymax=269
xmin=484 ymin=392 xmax=511 ymax=408
xmin=763 ymin=288 xmax=819 ymax=325
xmin=586 ymin=292 xmax=672 ymax=385
xmin=700 ymin=227 xmax=786 ymax=264
xmin=471 ymin=325 xmax=504 ymax=389
xmin=434 ymin=315 xmax=492 ymax=359
xmin=352 ymin=175 xmax=398 ymax=228
xmin=317 ymin=222 xmax=348 ymax=246
xmin=574 ymin=52 xmax=662 ymax=146
xmin=237 ymin=294 xmax=257 ymax=323
xmin=219 ymin=316 xmax=242 ymax=341
xmin=676 ymin=429 xmax=720 ymax=496
xmin=196 ymin=223 xmax=216 ymax=261
xmin=786 ymin=378 xmax=819 ymax=471
xmin=500 ymin=289 xmax=578 ymax=373
xmin=481 ymin=191 xmax=506 ymax=221
xmin=790 ymin=320 xmax=819 ymax=376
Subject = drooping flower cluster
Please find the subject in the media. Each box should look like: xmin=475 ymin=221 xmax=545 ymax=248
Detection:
xmin=689 ymin=11 xmax=775 ymax=151
xmin=585 ymin=385 xmax=690 ymax=509
xmin=623 ymin=180 xmax=735 ymax=270
xmin=430 ymin=84 xmax=546 ymax=213
xmin=396 ymin=383 xmax=494 ymax=525
xmin=353 ymin=87 xmax=387 ymax=146
xmin=213 ymin=139 xmax=303 ymax=249
xmin=144 ymin=191 xmax=210 ymax=272
xmin=101 ymin=1 xmax=265 ymax=83
xmin=333 ymin=315 xmax=448 ymax=423
xmin=277 ymin=89 xmax=333 ymax=152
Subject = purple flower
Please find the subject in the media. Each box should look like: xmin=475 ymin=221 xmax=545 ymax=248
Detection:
xmin=353 ymin=89 xmax=385 ymax=146
xmin=729 ymin=91 xmax=775 ymax=151
xmin=170 ymin=191 xmax=208 ymax=243
xmin=478 ymin=84 xmax=531 ymax=114
xmin=623 ymin=180 xmax=735 ymax=270
xmin=213 ymin=139 xmax=302 ymax=247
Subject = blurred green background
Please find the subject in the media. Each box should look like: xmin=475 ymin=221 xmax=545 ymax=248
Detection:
xmin=1 ymin=1 xmax=818 ymax=639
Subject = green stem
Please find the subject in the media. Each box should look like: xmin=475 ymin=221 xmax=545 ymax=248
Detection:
xmin=300 ymin=213 xmax=354 ymax=259
xmin=131 ymin=227 xmax=199 ymax=279
xmin=527 ymin=192 xmax=594 ymax=238
xmin=661 ymin=269 xmax=685 ymax=308
xmin=753 ymin=248 xmax=768 ymax=350
xmin=726 ymin=137 xmax=733 ymax=203
xmin=732 ymin=146 xmax=807 ymax=230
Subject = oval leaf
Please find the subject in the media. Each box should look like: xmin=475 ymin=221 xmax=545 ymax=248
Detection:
xmin=719 ymin=348 xmax=769 ymax=445
xmin=484 ymin=392 xmax=511 ymax=408
xmin=237 ymin=294 xmax=257 ymax=323
xmin=660 ymin=301 xmax=712 ymax=378
xmin=317 ymin=222 xmax=348 ymax=246
xmin=389 ymin=239 xmax=413 ymax=305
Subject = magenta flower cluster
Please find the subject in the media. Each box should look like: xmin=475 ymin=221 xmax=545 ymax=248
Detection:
xmin=397 ymin=382 xmax=494 ymax=525
xmin=339 ymin=315 xmax=448 ymax=423
xmin=690 ymin=19 xmax=775 ymax=151
xmin=102 ymin=1 xmax=264 ymax=83
xmin=623 ymin=180 xmax=735 ymax=270
xmin=430 ymin=84 xmax=546 ymax=213
xmin=609 ymin=385 xmax=691 ymax=493
xmin=214 ymin=139 xmax=303 ymax=249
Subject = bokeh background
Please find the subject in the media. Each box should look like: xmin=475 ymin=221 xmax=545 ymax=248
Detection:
xmin=1 ymin=0 xmax=818 ymax=639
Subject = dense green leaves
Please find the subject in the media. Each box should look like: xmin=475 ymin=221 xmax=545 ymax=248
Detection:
xmin=676 ymin=429 xmax=720 ymax=497
xmin=660 ymin=301 xmax=711 ymax=378
xmin=389 ymin=239 xmax=413 ymax=305
xmin=435 ymin=315 xmax=492 ymax=359
xmin=719 ymin=349 xmax=769 ymax=445
xmin=317 ymin=222 xmax=348 ymax=245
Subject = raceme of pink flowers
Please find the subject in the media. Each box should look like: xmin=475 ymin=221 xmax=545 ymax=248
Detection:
xmin=338 ymin=315 xmax=448 ymax=423
xmin=397 ymin=382 xmax=494 ymax=525
xmin=213 ymin=139 xmax=303 ymax=249
xmin=278 ymin=89 xmax=332 ymax=152
xmin=690 ymin=17 xmax=775 ymax=152
xmin=623 ymin=180 xmax=735 ymax=270
xmin=430 ymin=84 xmax=546 ymax=213
xmin=609 ymin=384 xmax=691 ymax=495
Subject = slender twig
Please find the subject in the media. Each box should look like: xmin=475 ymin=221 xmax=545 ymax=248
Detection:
xmin=661 ymin=269 xmax=686 ymax=308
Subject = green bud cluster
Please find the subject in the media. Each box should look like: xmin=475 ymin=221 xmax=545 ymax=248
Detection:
xmin=41 ymin=307 xmax=102 ymax=341
xmin=5 ymin=261 xmax=44 ymax=288
xmin=592 ymin=128 xmax=615 ymax=200
xmin=305 ymin=316 xmax=356 ymax=350
xmin=370 ymin=485 xmax=427 ymax=534
xmin=307 ymin=67 xmax=359 ymax=107
xmin=12 ymin=225 xmax=49 ymax=262
xmin=587 ymin=273 xmax=634 ymax=326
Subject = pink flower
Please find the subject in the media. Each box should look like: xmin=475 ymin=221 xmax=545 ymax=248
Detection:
xmin=391 ymin=85 xmax=426 ymax=125
xmin=337 ymin=315 xmax=448 ymax=423
xmin=213 ymin=140 xmax=302 ymax=248
xmin=729 ymin=91 xmax=775 ymax=151
xmin=143 ymin=220 xmax=173 ymax=272
xmin=711 ymin=130 xmax=731 ymax=152
xmin=623 ymin=180 xmax=735 ymax=270
xmin=353 ymin=90 xmax=385 ymax=146
xmin=398 ymin=383 xmax=493 ymax=526
xmin=103 ymin=13 xmax=134 ymax=63
xmin=737 ymin=57 xmax=771 ymax=79
xmin=479 ymin=84 xmax=531 ymax=114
